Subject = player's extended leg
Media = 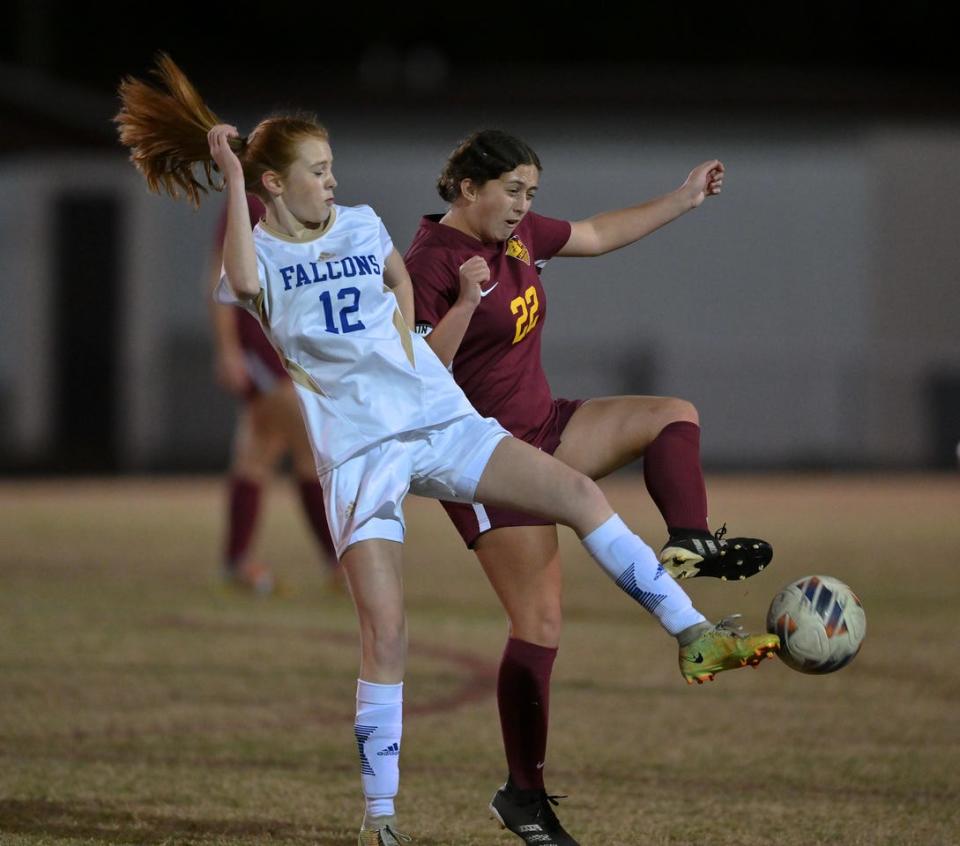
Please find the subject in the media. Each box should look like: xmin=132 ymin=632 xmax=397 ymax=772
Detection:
xmin=475 ymin=526 xmax=580 ymax=845
xmin=474 ymin=437 xmax=702 ymax=632
xmin=553 ymin=395 xmax=772 ymax=581
xmin=340 ymin=539 xmax=410 ymax=846
xmin=274 ymin=381 xmax=339 ymax=574
xmin=474 ymin=437 xmax=778 ymax=682
xmin=223 ymin=400 xmax=286 ymax=592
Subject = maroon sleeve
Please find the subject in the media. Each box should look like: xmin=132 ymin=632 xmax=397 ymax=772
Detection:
xmin=408 ymin=249 xmax=459 ymax=331
xmin=213 ymin=194 xmax=266 ymax=246
xmin=527 ymin=211 xmax=572 ymax=261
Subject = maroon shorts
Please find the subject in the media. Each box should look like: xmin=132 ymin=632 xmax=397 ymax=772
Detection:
xmin=442 ymin=397 xmax=584 ymax=547
xmin=236 ymin=310 xmax=289 ymax=401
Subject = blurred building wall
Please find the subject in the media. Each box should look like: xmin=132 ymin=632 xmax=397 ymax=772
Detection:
xmin=1 ymin=115 xmax=958 ymax=471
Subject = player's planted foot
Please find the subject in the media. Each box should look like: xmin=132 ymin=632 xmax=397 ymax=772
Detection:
xmin=358 ymin=813 xmax=412 ymax=845
xmin=490 ymin=776 xmax=579 ymax=846
xmin=660 ymin=523 xmax=773 ymax=581
xmin=223 ymin=560 xmax=277 ymax=595
xmin=679 ymin=615 xmax=780 ymax=684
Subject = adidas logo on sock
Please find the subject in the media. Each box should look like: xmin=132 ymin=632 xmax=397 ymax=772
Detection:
xmin=377 ymin=742 xmax=400 ymax=756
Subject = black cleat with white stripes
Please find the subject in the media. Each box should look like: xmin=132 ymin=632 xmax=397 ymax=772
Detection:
xmin=659 ymin=524 xmax=773 ymax=581
xmin=489 ymin=777 xmax=579 ymax=846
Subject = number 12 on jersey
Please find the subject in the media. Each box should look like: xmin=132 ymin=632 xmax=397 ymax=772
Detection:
xmin=511 ymin=285 xmax=540 ymax=344
xmin=319 ymin=287 xmax=366 ymax=334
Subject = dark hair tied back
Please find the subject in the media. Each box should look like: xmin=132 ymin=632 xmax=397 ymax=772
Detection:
xmin=437 ymin=129 xmax=542 ymax=202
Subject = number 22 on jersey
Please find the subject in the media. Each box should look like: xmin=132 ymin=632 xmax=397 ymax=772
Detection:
xmin=511 ymin=286 xmax=540 ymax=345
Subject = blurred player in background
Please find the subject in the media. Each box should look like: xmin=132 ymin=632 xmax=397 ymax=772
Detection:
xmin=206 ymin=193 xmax=338 ymax=594
xmin=116 ymin=57 xmax=779 ymax=846
xmin=405 ymin=129 xmax=775 ymax=845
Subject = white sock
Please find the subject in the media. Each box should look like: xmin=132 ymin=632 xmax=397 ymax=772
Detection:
xmin=355 ymin=679 xmax=403 ymax=819
xmin=582 ymin=514 xmax=707 ymax=636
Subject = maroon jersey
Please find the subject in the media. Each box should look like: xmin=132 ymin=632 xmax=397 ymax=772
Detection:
xmin=406 ymin=211 xmax=572 ymax=443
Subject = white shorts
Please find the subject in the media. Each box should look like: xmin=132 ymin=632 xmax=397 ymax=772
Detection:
xmin=319 ymin=414 xmax=510 ymax=557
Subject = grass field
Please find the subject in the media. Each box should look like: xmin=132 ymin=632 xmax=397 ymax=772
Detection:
xmin=2 ymin=474 xmax=958 ymax=846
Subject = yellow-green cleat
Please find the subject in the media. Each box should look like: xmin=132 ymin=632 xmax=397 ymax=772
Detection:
xmin=358 ymin=814 xmax=412 ymax=846
xmin=679 ymin=615 xmax=780 ymax=684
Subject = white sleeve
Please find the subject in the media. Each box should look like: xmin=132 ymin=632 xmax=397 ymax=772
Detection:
xmin=378 ymin=218 xmax=395 ymax=260
xmin=213 ymin=253 xmax=271 ymax=322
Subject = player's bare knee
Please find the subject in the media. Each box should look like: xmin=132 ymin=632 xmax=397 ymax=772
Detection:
xmin=664 ymin=396 xmax=699 ymax=426
xmin=244 ymin=433 xmax=285 ymax=472
xmin=564 ymin=472 xmax=607 ymax=525
xmin=508 ymin=590 xmax=563 ymax=644
xmin=364 ymin=617 xmax=407 ymax=669
xmin=532 ymin=605 xmax=563 ymax=646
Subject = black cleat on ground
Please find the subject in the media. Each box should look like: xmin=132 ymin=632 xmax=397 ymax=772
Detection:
xmin=489 ymin=776 xmax=579 ymax=846
xmin=659 ymin=524 xmax=773 ymax=581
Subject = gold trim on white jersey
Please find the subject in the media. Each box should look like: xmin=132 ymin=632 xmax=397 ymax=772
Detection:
xmin=285 ymin=359 xmax=326 ymax=395
xmin=259 ymin=207 xmax=338 ymax=243
xmin=393 ymin=309 xmax=416 ymax=367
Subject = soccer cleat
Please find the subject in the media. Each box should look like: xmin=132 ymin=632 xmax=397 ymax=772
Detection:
xmin=659 ymin=523 xmax=773 ymax=581
xmin=489 ymin=776 xmax=580 ymax=845
xmin=223 ymin=560 xmax=277 ymax=596
xmin=357 ymin=813 xmax=412 ymax=845
xmin=679 ymin=615 xmax=780 ymax=684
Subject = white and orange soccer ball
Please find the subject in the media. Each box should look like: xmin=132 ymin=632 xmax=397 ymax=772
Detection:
xmin=766 ymin=575 xmax=866 ymax=674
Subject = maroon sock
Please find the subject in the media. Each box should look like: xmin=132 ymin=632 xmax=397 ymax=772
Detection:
xmin=643 ymin=420 xmax=710 ymax=535
xmin=297 ymin=480 xmax=337 ymax=566
xmin=226 ymin=477 xmax=261 ymax=571
xmin=497 ymin=638 xmax=558 ymax=791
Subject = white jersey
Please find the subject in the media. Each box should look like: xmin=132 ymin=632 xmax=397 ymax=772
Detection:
xmin=217 ymin=204 xmax=476 ymax=472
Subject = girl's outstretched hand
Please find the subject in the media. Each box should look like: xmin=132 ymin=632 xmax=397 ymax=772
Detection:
xmin=681 ymin=160 xmax=724 ymax=208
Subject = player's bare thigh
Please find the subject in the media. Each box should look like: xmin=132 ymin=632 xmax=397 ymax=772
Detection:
xmin=474 ymin=437 xmax=610 ymax=536
xmin=553 ymin=395 xmax=697 ymax=480
xmin=474 ymin=525 xmax=563 ymax=648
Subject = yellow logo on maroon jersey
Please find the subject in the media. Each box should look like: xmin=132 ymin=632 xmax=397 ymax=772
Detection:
xmin=506 ymin=236 xmax=531 ymax=265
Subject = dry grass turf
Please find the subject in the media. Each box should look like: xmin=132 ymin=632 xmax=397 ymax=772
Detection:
xmin=1 ymin=474 xmax=958 ymax=845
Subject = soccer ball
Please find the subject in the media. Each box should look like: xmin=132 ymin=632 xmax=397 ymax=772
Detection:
xmin=766 ymin=575 xmax=866 ymax=674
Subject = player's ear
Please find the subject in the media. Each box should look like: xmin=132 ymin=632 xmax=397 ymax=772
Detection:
xmin=261 ymin=169 xmax=284 ymax=197
xmin=459 ymin=178 xmax=478 ymax=202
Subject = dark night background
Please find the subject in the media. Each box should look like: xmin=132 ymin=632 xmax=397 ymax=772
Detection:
xmin=1 ymin=2 xmax=958 ymax=474
xmin=3 ymin=3 xmax=959 ymax=126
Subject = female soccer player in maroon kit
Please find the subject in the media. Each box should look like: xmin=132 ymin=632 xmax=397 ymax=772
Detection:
xmin=405 ymin=130 xmax=774 ymax=845
xmin=206 ymin=193 xmax=338 ymax=593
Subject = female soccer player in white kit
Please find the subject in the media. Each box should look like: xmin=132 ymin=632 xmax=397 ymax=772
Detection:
xmin=115 ymin=55 xmax=778 ymax=846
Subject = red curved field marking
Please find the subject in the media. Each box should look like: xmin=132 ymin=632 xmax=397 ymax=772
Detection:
xmin=154 ymin=615 xmax=498 ymax=719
